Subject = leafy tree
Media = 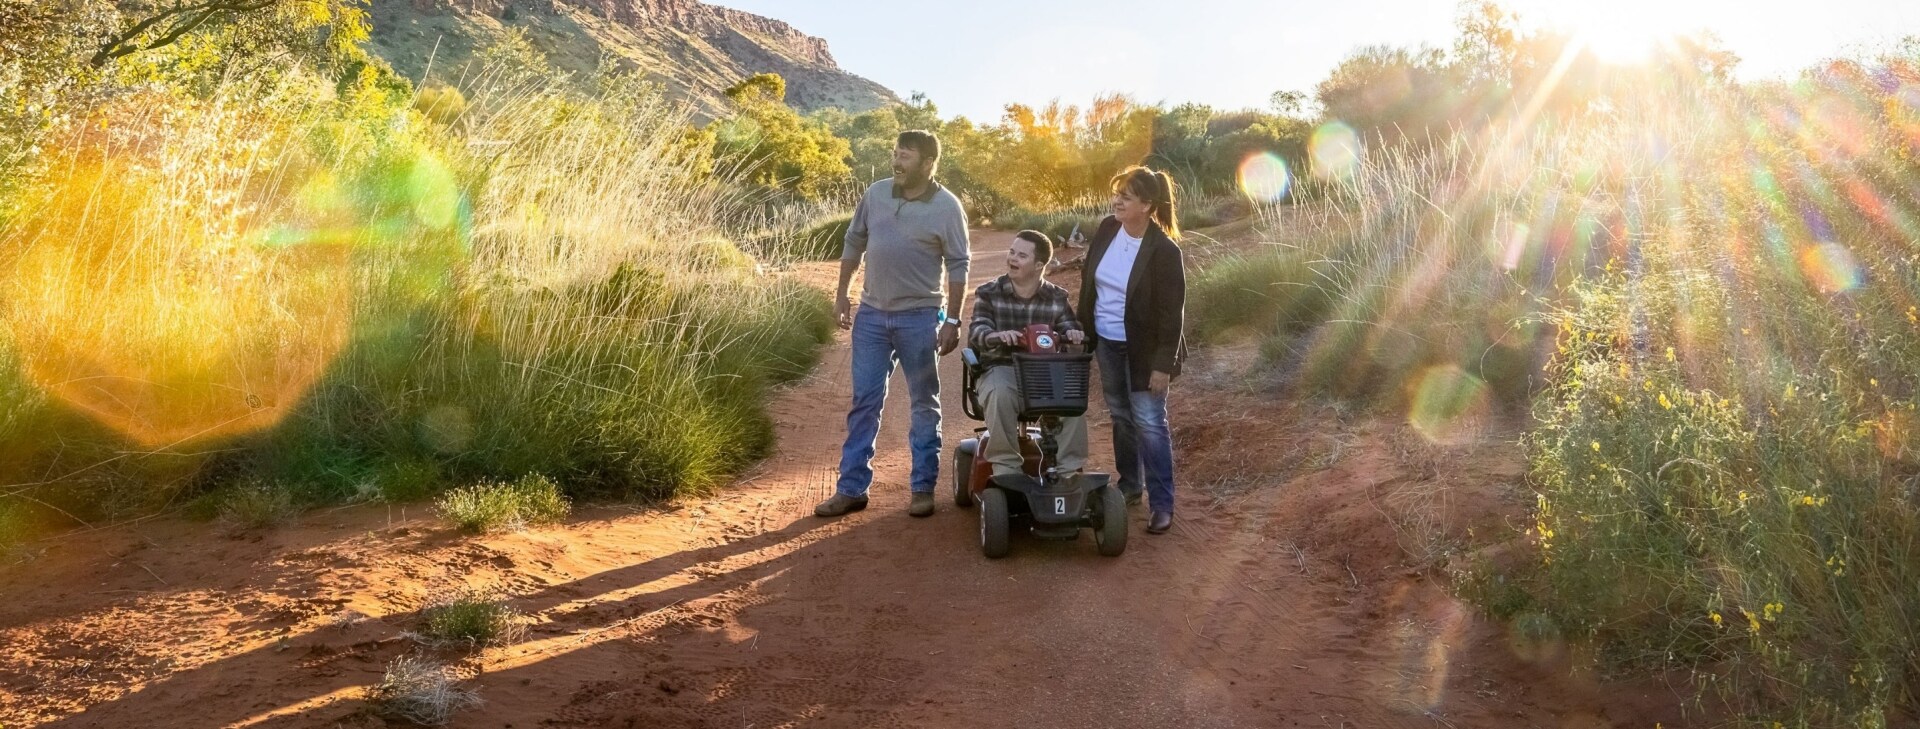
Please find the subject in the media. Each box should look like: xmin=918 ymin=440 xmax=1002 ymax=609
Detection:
xmin=87 ymin=0 xmax=369 ymax=69
xmin=1316 ymin=44 xmax=1463 ymax=144
xmin=711 ymin=73 xmax=851 ymax=200
xmin=1453 ymin=0 xmax=1518 ymax=89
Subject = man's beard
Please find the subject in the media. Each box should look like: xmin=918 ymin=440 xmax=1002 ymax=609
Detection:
xmin=894 ymin=165 xmax=931 ymax=188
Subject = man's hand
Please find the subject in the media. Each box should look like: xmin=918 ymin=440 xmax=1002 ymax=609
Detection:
xmin=938 ymin=322 xmax=961 ymax=355
xmin=988 ymin=330 xmax=1024 ymax=347
xmin=1148 ymin=370 xmax=1171 ymax=396
xmin=835 ymin=295 xmax=853 ymax=331
xmin=1062 ymin=330 xmax=1086 ymax=345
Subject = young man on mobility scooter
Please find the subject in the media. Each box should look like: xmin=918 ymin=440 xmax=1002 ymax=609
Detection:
xmin=954 ymin=230 xmax=1127 ymax=558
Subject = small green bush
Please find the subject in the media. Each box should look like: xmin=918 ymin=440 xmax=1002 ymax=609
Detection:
xmin=791 ymin=214 xmax=851 ymax=261
xmin=991 ymin=205 xmax=1102 ymax=245
xmin=0 ymin=499 xmax=39 ymax=558
xmin=215 ymin=482 xmax=300 ymax=532
xmin=436 ymin=474 xmax=570 ymax=533
xmin=416 ymin=588 xmax=526 ymax=648
xmin=374 ymin=459 xmax=444 ymax=503
xmin=1187 ymin=251 xmax=1336 ymax=343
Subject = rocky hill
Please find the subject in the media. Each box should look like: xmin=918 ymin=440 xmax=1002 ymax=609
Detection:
xmin=366 ymin=0 xmax=899 ymax=118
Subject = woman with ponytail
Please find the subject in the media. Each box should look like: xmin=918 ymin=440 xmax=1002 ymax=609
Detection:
xmin=1078 ymin=166 xmax=1187 ymax=534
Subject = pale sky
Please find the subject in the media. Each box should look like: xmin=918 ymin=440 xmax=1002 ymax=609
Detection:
xmin=712 ymin=0 xmax=1920 ymax=122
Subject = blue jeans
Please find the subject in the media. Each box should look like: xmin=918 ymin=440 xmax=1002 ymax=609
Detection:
xmin=1095 ymin=336 xmax=1176 ymax=513
xmin=837 ymin=304 xmax=942 ymax=498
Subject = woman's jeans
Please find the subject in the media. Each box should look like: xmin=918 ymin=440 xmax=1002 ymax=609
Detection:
xmin=836 ymin=304 xmax=942 ymax=498
xmin=1094 ymin=336 xmax=1176 ymax=513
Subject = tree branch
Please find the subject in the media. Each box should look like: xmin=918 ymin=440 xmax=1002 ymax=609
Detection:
xmin=89 ymin=0 xmax=279 ymax=67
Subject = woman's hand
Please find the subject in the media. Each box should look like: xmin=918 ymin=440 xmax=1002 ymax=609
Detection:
xmin=1149 ymin=370 xmax=1171 ymax=396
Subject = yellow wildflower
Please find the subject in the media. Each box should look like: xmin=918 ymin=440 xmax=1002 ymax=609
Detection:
xmin=1659 ymin=393 xmax=1674 ymax=410
xmin=1665 ymin=346 xmax=1676 ymax=362
xmin=1709 ymin=611 xmax=1722 ymax=627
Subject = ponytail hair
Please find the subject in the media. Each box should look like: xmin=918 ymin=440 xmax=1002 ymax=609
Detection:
xmin=1110 ymin=165 xmax=1181 ymax=239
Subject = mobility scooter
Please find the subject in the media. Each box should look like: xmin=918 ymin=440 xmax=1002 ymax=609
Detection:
xmin=953 ymin=324 xmax=1127 ymax=558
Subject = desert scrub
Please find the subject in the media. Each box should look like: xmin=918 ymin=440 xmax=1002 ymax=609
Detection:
xmin=365 ymin=654 xmax=481 ymax=726
xmin=1526 ymin=265 xmax=1920 ymax=726
xmin=436 ymin=474 xmax=570 ymax=533
xmin=991 ymin=197 xmax=1108 ymax=244
xmin=415 ymin=588 xmax=526 ymax=649
xmin=214 ymin=481 xmax=301 ymax=532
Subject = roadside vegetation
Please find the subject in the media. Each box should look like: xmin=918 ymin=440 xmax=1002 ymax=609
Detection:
xmin=0 ymin=2 xmax=832 ymax=541
xmin=1183 ymin=4 xmax=1920 ymax=724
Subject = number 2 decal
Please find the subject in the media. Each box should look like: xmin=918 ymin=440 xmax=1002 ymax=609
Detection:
xmin=1054 ymin=497 xmax=1067 ymax=515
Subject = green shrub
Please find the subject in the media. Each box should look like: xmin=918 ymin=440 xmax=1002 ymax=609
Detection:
xmin=990 ymin=202 xmax=1104 ymax=245
xmin=436 ymin=474 xmax=570 ymax=533
xmin=1525 ymin=265 xmax=1920 ymax=726
xmin=213 ymin=482 xmax=300 ymax=531
xmin=791 ymin=214 xmax=851 ymax=261
xmin=1187 ymin=250 xmax=1336 ymax=343
xmin=416 ymin=588 xmax=525 ymax=648
xmin=0 ymin=499 xmax=39 ymax=558
xmin=1176 ymin=193 xmax=1251 ymax=230
xmin=374 ymin=459 xmax=444 ymax=503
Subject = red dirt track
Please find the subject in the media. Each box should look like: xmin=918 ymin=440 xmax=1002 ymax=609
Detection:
xmin=0 ymin=229 xmax=1688 ymax=728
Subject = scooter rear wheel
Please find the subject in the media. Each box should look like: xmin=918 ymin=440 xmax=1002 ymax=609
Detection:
xmin=1094 ymin=485 xmax=1128 ymax=557
xmin=981 ymin=488 xmax=1011 ymax=559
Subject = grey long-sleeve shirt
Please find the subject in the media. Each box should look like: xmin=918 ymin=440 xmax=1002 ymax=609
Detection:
xmin=841 ymin=178 xmax=970 ymax=312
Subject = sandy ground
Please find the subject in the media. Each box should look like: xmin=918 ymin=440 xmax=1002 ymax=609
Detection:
xmin=0 ymin=228 xmax=1696 ymax=728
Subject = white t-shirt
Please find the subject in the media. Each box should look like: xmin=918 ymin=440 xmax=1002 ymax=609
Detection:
xmin=1093 ymin=225 xmax=1143 ymax=341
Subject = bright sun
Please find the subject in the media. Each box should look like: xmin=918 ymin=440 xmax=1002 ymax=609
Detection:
xmin=1525 ymin=0 xmax=1716 ymax=63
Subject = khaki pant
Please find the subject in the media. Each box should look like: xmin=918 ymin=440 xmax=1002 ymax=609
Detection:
xmin=978 ymin=365 xmax=1088 ymax=476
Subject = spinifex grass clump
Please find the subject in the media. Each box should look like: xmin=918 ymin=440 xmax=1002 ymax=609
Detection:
xmin=991 ymin=194 xmax=1109 ymax=246
xmin=436 ymin=474 xmax=569 ymax=534
xmin=215 ymin=481 xmax=301 ymax=532
xmin=415 ymin=588 xmax=526 ymax=648
xmin=366 ymin=654 xmax=481 ymax=726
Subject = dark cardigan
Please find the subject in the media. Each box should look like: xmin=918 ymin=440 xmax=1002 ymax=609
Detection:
xmin=1077 ymin=215 xmax=1187 ymax=392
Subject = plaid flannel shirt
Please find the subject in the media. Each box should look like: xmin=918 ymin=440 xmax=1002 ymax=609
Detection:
xmin=968 ymin=275 xmax=1081 ymax=364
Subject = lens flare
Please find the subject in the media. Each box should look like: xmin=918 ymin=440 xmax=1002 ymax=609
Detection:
xmin=1407 ymin=365 xmax=1490 ymax=445
xmin=1237 ymin=152 xmax=1292 ymax=203
xmin=407 ymin=152 xmax=465 ymax=232
xmin=1310 ymin=122 xmax=1361 ymax=179
xmin=3 ymin=177 xmax=355 ymax=448
xmin=1 ymin=119 xmax=470 ymax=449
xmin=1493 ymin=221 xmax=1531 ymax=271
xmin=1799 ymin=242 xmax=1862 ymax=293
